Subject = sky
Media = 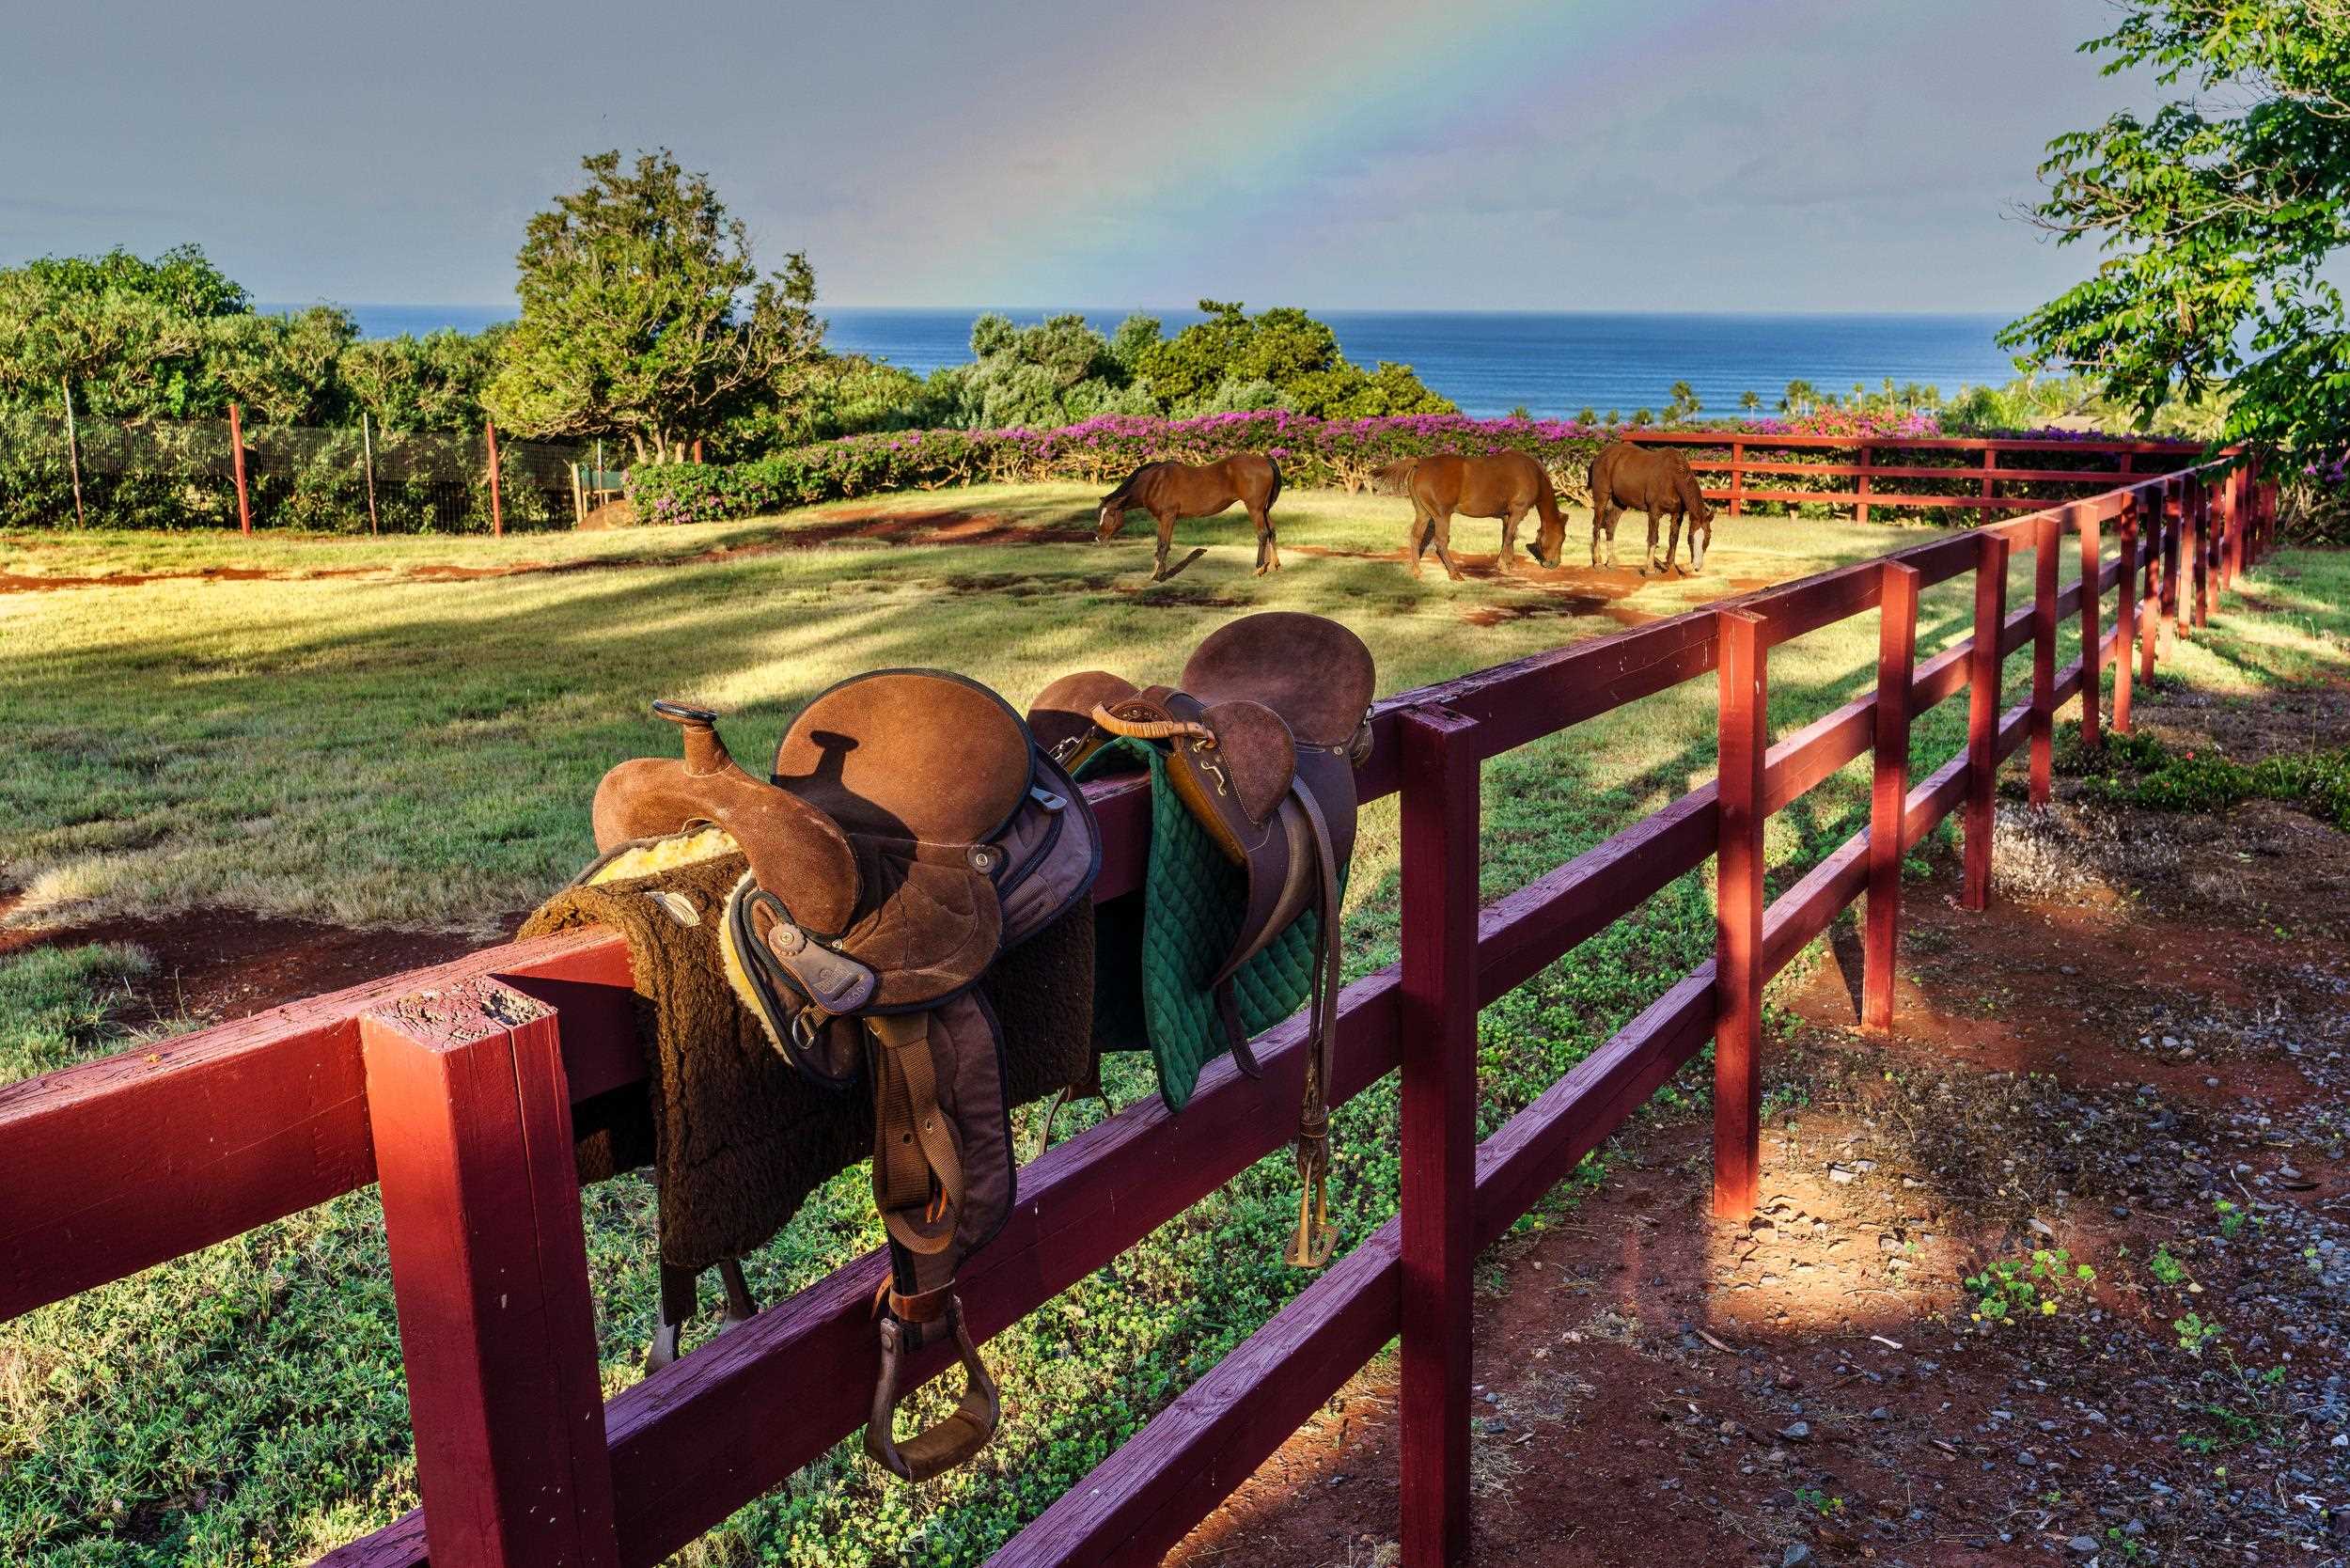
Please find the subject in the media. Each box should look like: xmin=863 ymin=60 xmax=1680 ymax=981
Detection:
xmin=0 ymin=0 xmax=2160 ymax=313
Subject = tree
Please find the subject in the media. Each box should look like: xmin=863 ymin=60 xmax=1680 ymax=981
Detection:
xmin=1577 ymin=406 xmax=1599 ymax=425
xmin=0 ymin=245 xmax=248 ymax=419
xmin=2002 ymin=2 xmax=2350 ymax=459
xmin=1664 ymin=380 xmax=1701 ymax=421
xmin=1739 ymin=390 xmax=1762 ymax=413
xmin=1778 ymin=380 xmax=1817 ymax=416
xmin=923 ymin=312 xmax=1153 ymax=429
xmin=1135 ymin=300 xmax=1454 ymax=417
xmin=486 ymin=149 xmax=825 ymax=462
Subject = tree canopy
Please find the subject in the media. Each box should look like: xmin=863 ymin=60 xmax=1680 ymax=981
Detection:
xmin=485 ymin=149 xmax=826 ymax=461
xmin=2000 ymin=1 xmax=2350 ymax=459
xmin=1135 ymin=301 xmax=1453 ymax=419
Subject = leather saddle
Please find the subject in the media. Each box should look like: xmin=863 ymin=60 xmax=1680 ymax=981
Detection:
xmin=587 ymin=669 xmax=1100 ymax=1482
xmin=1026 ymin=611 xmax=1375 ymax=1267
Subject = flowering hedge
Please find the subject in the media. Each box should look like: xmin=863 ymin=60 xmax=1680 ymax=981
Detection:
xmin=624 ymin=407 xmax=2201 ymax=526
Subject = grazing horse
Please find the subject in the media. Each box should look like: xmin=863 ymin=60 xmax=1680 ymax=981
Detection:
xmin=1589 ymin=442 xmax=1715 ymax=574
xmin=1096 ymin=453 xmax=1283 ymax=580
xmin=1371 ymin=452 xmax=1567 ymax=581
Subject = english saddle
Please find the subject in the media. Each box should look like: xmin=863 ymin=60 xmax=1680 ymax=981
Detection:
xmin=584 ymin=670 xmax=1100 ymax=1481
xmin=1027 ymin=611 xmax=1375 ymax=1267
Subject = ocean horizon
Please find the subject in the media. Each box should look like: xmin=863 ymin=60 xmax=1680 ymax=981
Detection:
xmin=273 ymin=303 xmax=2027 ymax=422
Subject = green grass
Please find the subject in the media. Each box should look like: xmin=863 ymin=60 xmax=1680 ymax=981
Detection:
xmin=0 ymin=942 xmax=154 ymax=1083
xmin=2 ymin=485 xmax=2339 ymax=1566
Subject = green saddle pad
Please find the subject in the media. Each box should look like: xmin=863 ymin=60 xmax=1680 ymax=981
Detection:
xmin=1078 ymin=737 xmax=1342 ymax=1110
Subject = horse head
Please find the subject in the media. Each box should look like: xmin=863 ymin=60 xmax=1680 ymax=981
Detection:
xmin=1095 ymin=492 xmax=1131 ymax=541
xmin=1532 ymin=509 xmax=1567 ymax=570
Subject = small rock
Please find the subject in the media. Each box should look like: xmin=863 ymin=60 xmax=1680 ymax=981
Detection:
xmin=1778 ymin=1420 xmax=1811 ymax=1442
xmin=1782 ymin=1546 xmax=1813 ymax=1568
xmin=1869 ymin=1406 xmax=1891 ymax=1421
xmin=1827 ymin=1167 xmax=1857 ymax=1185
xmin=2069 ymin=1536 xmax=2099 ymax=1555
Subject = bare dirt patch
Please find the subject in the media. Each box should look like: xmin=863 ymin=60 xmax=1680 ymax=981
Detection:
xmin=0 ymin=906 xmax=505 ymax=1031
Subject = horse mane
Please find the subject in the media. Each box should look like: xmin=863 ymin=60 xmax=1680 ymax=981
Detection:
xmin=1102 ymin=461 xmax=1162 ymax=505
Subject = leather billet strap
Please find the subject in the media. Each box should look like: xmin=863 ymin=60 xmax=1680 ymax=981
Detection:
xmin=1285 ymin=783 xmax=1344 ymax=1269
xmin=867 ymin=1295 xmax=1000 ymax=1482
xmin=869 ymin=1012 xmax=964 ymax=1256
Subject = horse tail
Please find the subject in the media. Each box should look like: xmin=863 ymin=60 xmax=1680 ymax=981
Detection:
xmin=1263 ymin=453 xmax=1284 ymax=512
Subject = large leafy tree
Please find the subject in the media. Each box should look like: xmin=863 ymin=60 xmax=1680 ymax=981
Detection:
xmin=486 ymin=149 xmax=825 ymax=461
xmin=1136 ymin=301 xmax=1454 ymax=418
xmin=2000 ymin=2 xmax=2350 ymax=459
xmin=0 ymin=245 xmax=247 ymax=418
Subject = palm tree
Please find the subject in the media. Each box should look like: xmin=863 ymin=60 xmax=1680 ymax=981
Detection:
xmin=1779 ymin=379 xmax=1817 ymax=415
xmin=1665 ymin=380 xmax=1700 ymax=422
xmin=1739 ymin=390 xmax=1762 ymax=413
xmin=1605 ymin=408 xmax=1622 ymax=427
xmin=1631 ymin=408 xmax=1654 ymax=428
xmin=1576 ymin=406 xmax=1598 ymax=426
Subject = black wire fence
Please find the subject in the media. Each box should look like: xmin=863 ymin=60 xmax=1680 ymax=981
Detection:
xmin=0 ymin=411 xmax=599 ymax=534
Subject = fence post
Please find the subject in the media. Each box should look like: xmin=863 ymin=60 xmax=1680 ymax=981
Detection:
xmin=1730 ymin=439 xmax=1745 ymax=517
xmin=361 ymin=413 xmax=380 ymax=537
xmin=2114 ymin=493 xmax=2138 ymax=734
xmin=1854 ymin=442 xmax=1872 ymax=524
xmin=360 ymin=977 xmax=619 ymax=1568
xmin=2163 ymin=479 xmax=2186 ymax=644
xmin=228 ymin=400 xmax=252 ymax=537
xmin=2029 ymin=510 xmax=2060 ymax=806
xmin=2078 ymin=508 xmax=2103 ymax=751
xmin=60 ymin=379 xmax=86 ymax=527
xmin=2191 ymin=475 xmax=2212 ymax=632
xmin=1862 ymin=563 xmax=1919 ymax=1034
xmin=1979 ymin=445 xmax=1998 ymax=516
xmin=1964 ymin=531 xmax=2010 ymax=912
xmin=485 ymin=419 xmax=505 ymax=539
xmin=2139 ymin=495 xmax=2162 ymax=689
xmin=1399 ymin=704 xmax=1482 ymax=1568
xmin=1713 ymin=609 xmax=1766 ymax=1219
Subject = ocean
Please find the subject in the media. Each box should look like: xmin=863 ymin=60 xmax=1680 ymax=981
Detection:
xmin=298 ymin=303 xmax=2025 ymax=421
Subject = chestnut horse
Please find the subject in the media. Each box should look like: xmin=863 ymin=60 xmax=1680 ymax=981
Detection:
xmin=1371 ymin=452 xmax=1566 ymax=580
xmin=1096 ymin=453 xmax=1283 ymax=581
xmin=1589 ymin=441 xmax=1715 ymax=574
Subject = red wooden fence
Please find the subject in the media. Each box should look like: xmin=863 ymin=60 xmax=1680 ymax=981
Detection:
xmin=0 ymin=457 xmax=2274 ymax=1568
xmin=1623 ymin=430 xmax=2204 ymax=521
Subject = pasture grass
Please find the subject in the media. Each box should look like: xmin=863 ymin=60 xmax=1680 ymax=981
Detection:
xmin=2 ymin=483 xmax=2336 ymax=1566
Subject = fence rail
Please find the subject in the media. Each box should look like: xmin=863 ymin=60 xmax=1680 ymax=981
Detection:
xmin=1624 ymin=429 xmax=2204 ymax=522
xmin=0 ymin=458 xmax=2278 ymax=1568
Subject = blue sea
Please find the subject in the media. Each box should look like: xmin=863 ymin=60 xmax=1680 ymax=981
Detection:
xmin=295 ymin=303 xmax=2024 ymax=421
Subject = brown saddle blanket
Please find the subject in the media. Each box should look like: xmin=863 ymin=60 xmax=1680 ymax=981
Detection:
xmin=528 ymin=848 xmax=1094 ymax=1275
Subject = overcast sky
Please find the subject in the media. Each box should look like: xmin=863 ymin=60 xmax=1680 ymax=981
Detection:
xmin=1 ymin=0 xmax=2157 ymax=313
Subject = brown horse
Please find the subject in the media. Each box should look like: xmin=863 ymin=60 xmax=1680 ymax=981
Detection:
xmin=1371 ymin=452 xmax=1566 ymax=580
xmin=1589 ymin=442 xmax=1715 ymax=574
xmin=1096 ymin=453 xmax=1283 ymax=580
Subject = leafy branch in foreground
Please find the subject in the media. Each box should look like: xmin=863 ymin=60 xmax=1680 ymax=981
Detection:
xmin=2000 ymin=2 xmax=2350 ymax=463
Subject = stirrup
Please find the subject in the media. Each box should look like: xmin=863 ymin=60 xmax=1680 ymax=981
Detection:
xmin=1284 ymin=1149 xmax=1338 ymax=1269
xmin=867 ymin=1296 xmax=1001 ymax=1482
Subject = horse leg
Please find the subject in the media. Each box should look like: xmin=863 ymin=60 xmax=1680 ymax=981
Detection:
xmin=1642 ymin=508 xmax=1664 ymax=575
xmin=1150 ymin=510 xmax=1176 ymax=580
xmin=1251 ymin=503 xmax=1278 ymax=574
xmin=1665 ymin=509 xmax=1684 ymax=575
xmin=1498 ymin=506 xmax=1524 ymax=573
xmin=1433 ymin=510 xmax=1465 ymax=582
xmin=1407 ymin=506 xmax=1431 ymax=579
